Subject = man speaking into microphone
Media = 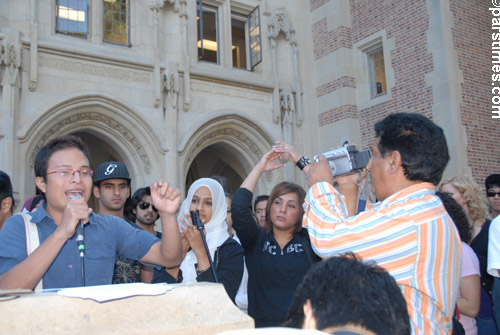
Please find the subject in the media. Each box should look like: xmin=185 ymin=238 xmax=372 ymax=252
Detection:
xmin=0 ymin=135 xmax=182 ymax=290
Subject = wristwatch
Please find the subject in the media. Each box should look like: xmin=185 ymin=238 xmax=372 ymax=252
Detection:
xmin=296 ymin=156 xmax=311 ymax=171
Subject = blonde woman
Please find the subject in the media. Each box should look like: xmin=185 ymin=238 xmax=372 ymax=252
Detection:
xmin=440 ymin=175 xmax=495 ymax=334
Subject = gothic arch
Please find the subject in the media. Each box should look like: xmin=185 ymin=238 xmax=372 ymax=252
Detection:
xmin=17 ymin=93 xmax=165 ymax=198
xmin=177 ymin=112 xmax=282 ymax=195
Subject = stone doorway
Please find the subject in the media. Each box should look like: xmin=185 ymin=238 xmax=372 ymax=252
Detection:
xmin=185 ymin=142 xmax=244 ymax=195
xmin=73 ymin=131 xmax=132 ymax=213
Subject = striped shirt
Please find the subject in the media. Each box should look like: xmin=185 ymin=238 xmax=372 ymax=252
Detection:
xmin=303 ymin=181 xmax=461 ymax=335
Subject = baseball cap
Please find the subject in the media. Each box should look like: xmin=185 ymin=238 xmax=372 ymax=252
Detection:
xmin=485 ymin=174 xmax=500 ymax=189
xmin=94 ymin=161 xmax=131 ymax=186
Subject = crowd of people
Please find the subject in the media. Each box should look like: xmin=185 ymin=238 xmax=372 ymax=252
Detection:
xmin=0 ymin=112 xmax=499 ymax=335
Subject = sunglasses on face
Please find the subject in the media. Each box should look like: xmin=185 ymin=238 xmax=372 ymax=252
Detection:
xmin=138 ymin=201 xmax=158 ymax=212
xmin=487 ymin=192 xmax=500 ymax=197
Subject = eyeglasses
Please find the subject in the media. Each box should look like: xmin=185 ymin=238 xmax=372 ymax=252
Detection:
xmin=46 ymin=168 xmax=94 ymax=178
xmin=487 ymin=191 xmax=500 ymax=197
xmin=138 ymin=201 xmax=157 ymax=212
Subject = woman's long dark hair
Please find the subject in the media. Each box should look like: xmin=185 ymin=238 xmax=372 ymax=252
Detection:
xmin=436 ymin=191 xmax=472 ymax=243
xmin=263 ymin=181 xmax=306 ymax=234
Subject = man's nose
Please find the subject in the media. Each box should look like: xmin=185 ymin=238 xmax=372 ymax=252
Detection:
xmin=70 ymin=171 xmax=82 ymax=182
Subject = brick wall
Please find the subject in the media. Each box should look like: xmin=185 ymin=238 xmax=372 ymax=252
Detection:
xmin=310 ymin=0 xmax=498 ymax=186
xmin=349 ymin=0 xmax=435 ymax=149
xmin=449 ymin=0 xmax=499 ymax=186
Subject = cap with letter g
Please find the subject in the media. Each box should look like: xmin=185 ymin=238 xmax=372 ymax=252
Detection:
xmin=93 ymin=161 xmax=131 ymax=186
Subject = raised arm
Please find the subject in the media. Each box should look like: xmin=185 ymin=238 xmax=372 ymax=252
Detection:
xmin=240 ymin=148 xmax=284 ymax=192
xmin=141 ymin=181 xmax=182 ymax=268
xmin=232 ymin=149 xmax=284 ymax=248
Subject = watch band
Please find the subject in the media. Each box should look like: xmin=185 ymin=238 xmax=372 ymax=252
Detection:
xmin=296 ymin=156 xmax=311 ymax=170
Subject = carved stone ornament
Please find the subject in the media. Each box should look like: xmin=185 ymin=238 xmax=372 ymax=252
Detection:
xmin=149 ymin=0 xmax=179 ymax=11
xmin=0 ymin=40 xmax=22 ymax=85
xmin=149 ymin=0 xmax=166 ymax=10
xmin=29 ymin=112 xmax=152 ymax=173
xmin=280 ymin=89 xmax=295 ymax=126
xmin=268 ymin=8 xmax=295 ymax=41
xmin=193 ymin=128 xmax=264 ymax=162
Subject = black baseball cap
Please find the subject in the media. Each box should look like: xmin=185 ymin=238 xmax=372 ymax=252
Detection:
xmin=485 ymin=174 xmax=500 ymax=189
xmin=94 ymin=161 xmax=131 ymax=186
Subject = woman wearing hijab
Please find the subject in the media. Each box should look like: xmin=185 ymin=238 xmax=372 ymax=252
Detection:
xmin=152 ymin=178 xmax=244 ymax=303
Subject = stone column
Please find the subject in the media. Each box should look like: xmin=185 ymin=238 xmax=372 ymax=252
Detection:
xmin=0 ymin=29 xmax=22 ymax=174
xmin=29 ymin=0 xmax=38 ymax=91
xmin=163 ymin=61 xmax=180 ymax=185
xmin=268 ymin=19 xmax=280 ymax=124
xmin=149 ymin=0 xmax=165 ymax=108
xmin=280 ymin=88 xmax=296 ymax=180
xmin=180 ymin=0 xmax=190 ymax=112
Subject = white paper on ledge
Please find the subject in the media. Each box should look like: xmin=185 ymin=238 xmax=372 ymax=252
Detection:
xmin=57 ymin=282 xmax=174 ymax=303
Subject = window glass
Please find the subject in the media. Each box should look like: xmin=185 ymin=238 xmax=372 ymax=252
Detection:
xmin=249 ymin=6 xmax=262 ymax=69
xmin=198 ymin=4 xmax=218 ymax=63
xmin=368 ymin=47 xmax=386 ymax=97
xmin=103 ymin=0 xmax=129 ymax=45
xmin=56 ymin=0 xmax=88 ymax=38
xmin=231 ymin=15 xmax=247 ymax=69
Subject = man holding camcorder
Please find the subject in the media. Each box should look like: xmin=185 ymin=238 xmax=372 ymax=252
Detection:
xmin=281 ymin=113 xmax=461 ymax=335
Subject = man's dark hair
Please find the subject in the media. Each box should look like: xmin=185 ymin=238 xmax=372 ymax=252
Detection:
xmin=284 ymin=253 xmax=411 ymax=335
xmin=436 ymin=191 xmax=472 ymax=243
xmin=0 ymin=171 xmax=14 ymax=213
xmin=125 ymin=186 xmax=153 ymax=222
xmin=374 ymin=113 xmax=449 ymax=185
xmin=34 ymin=135 xmax=92 ymax=181
xmin=254 ymin=195 xmax=269 ymax=212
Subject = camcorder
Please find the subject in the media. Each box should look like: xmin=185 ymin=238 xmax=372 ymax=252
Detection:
xmin=313 ymin=145 xmax=372 ymax=177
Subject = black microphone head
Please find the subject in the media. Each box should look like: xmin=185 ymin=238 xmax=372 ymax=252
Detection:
xmin=190 ymin=210 xmax=204 ymax=230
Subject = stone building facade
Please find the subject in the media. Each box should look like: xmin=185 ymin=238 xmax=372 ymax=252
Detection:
xmin=0 ymin=0 xmax=497 ymax=208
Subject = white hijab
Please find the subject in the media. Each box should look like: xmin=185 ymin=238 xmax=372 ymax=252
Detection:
xmin=179 ymin=178 xmax=230 ymax=284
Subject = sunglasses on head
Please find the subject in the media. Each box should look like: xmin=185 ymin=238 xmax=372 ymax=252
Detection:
xmin=487 ymin=191 xmax=500 ymax=197
xmin=138 ymin=201 xmax=158 ymax=212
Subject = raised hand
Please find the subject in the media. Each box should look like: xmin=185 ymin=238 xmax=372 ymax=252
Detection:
xmin=257 ymin=149 xmax=285 ymax=173
xmin=273 ymin=141 xmax=303 ymax=164
xmin=305 ymin=155 xmax=335 ymax=187
xmin=150 ymin=181 xmax=181 ymax=215
xmin=59 ymin=196 xmax=92 ymax=239
xmin=179 ymin=214 xmax=205 ymax=256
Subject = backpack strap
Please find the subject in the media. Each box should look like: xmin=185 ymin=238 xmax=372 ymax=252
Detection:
xmin=19 ymin=213 xmax=43 ymax=290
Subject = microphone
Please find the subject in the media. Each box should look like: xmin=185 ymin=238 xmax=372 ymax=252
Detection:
xmin=71 ymin=196 xmax=85 ymax=286
xmin=190 ymin=210 xmax=204 ymax=230
xmin=71 ymin=196 xmax=85 ymax=257
xmin=190 ymin=210 xmax=218 ymax=283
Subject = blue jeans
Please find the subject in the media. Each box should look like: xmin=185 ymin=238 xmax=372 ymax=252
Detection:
xmin=476 ymin=314 xmax=499 ymax=335
xmin=493 ymin=277 xmax=500 ymax=334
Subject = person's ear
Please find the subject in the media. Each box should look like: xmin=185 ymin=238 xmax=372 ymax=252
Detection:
xmin=132 ymin=208 xmax=136 ymax=216
xmin=35 ymin=177 xmax=47 ymax=194
xmin=302 ymin=300 xmax=317 ymax=330
xmin=1 ymin=197 xmax=12 ymax=214
xmin=93 ymin=185 xmax=101 ymax=199
xmin=387 ymin=150 xmax=402 ymax=175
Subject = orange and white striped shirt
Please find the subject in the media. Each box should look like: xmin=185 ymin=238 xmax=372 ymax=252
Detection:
xmin=303 ymin=182 xmax=461 ymax=335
